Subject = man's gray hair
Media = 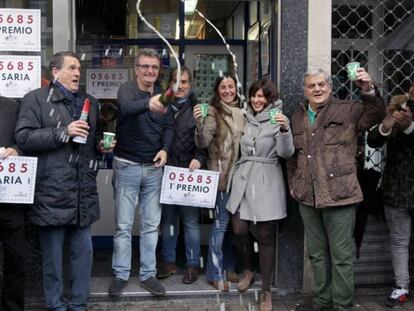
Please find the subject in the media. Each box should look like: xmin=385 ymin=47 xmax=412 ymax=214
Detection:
xmin=135 ymin=48 xmax=161 ymax=65
xmin=303 ymin=68 xmax=332 ymax=86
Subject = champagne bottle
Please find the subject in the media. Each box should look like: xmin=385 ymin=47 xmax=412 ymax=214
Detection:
xmin=159 ymin=88 xmax=174 ymax=106
xmin=73 ymin=98 xmax=91 ymax=144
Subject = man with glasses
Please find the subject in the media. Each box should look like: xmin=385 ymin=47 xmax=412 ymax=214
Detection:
xmin=288 ymin=68 xmax=385 ymax=311
xmin=109 ymin=48 xmax=174 ymax=297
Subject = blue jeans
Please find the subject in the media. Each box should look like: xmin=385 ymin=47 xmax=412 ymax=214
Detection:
xmin=112 ymin=159 xmax=163 ymax=281
xmin=38 ymin=225 xmax=92 ymax=311
xmin=206 ymin=192 xmax=236 ymax=281
xmin=160 ymin=204 xmax=200 ymax=267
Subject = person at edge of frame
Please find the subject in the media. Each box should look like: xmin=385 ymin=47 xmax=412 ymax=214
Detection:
xmin=0 ymin=95 xmax=25 ymax=311
xmin=366 ymin=82 xmax=414 ymax=308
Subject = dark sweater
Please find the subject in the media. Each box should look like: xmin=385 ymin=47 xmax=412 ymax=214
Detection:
xmin=168 ymin=92 xmax=207 ymax=168
xmin=367 ymin=121 xmax=414 ymax=209
xmin=0 ymin=96 xmax=21 ymax=154
xmin=114 ymin=81 xmax=174 ymax=163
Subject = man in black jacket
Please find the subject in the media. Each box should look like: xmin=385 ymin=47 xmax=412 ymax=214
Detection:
xmin=0 ymin=96 xmax=25 ymax=311
xmin=15 ymin=51 xmax=111 ymax=311
xmin=156 ymin=66 xmax=206 ymax=284
xmin=367 ymin=86 xmax=414 ymax=308
xmin=109 ymin=48 xmax=173 ymax=297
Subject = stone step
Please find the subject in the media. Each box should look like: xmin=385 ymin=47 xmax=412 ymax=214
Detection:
xmin=89 ymin=274 xmax=266 ymax=300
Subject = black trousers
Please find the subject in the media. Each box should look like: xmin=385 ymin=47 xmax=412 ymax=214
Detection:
xmin=0 ymin=204 xmax=25 ymax=311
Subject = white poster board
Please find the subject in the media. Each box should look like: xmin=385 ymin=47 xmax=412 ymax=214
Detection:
xmin=0 ymin=9 xmax=41 ymax=52
xmin=0 ymin=156 xmax=37 ymax=204
xmin=0 ymin=55 xmax=41 ymax=98
xmin=160 ymin=165 xmax=219 ymax=209
xmin=86 ymin=69 xmax=128 ymax=99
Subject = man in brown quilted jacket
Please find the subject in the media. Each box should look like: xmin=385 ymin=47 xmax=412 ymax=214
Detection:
xmin=288 ymin=68 xmax=385 ymax=311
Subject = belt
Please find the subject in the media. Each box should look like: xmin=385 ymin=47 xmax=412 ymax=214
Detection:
xmin=227 ymin=156 xmax=279 ymax=192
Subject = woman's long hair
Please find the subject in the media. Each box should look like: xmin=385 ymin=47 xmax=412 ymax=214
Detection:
xmin=208 ymin=73 xmax=240 ymax=158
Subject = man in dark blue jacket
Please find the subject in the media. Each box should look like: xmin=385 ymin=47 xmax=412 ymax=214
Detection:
xmin=109 ymin=48 xmax=173 ymax=297
xmin=157 ymin=66 xmax=206 ymax=284
xmin=0 ymin=96 xmax=25 ymax=311
xmin=15 ymin=51 xmax=111 ymax=311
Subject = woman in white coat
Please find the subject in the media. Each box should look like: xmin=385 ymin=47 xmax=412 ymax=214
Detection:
xmin=226 ymin=79 xmax=294 ymax=311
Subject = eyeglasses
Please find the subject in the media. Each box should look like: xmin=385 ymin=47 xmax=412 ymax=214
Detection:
xmin=136 ymin=64 xmax=160 ymax=71
xmin=306 ymin=81 xmax=330 ymax=90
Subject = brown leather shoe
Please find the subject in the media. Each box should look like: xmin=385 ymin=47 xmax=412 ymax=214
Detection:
xmin=182 ymin=266 xmax=198 ymax=284
xmin=207 ymin=280 xmax=229 ymax=291
xmin=260 ymin=291 xmax=272 ymax=311
xmin=226 ymin=271 xmax=239 ymax=282
xmin=156 ymin=262 xmax=176 ymax=279
xmin=237 ymin=270 xmax=255 ymax=292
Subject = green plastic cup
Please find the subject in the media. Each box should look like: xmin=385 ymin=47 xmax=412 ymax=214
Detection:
xmin=199 ymin=103 xmax=209 ymax=118
xmin=269 ymin=108 xmax=281 ymax=124
xmin=103 ymin=132 xmax=116 ymax=149
xmin=346 ymin=62 xmax=360 ymax=81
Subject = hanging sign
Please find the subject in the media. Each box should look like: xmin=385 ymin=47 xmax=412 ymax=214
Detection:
xmin=86 ymin=69 xmax=128 ymax=99
xmin=0 ymin=156 xmax=38 ymax=204
xmin=0 ymin=9 xmax=41 ymax=51
xmin=160 ymin=165 xmax=219 ymax=209
xmin=0 ymin=55 xmax=41 ymax=98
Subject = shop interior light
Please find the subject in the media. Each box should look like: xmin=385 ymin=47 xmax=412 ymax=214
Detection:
xmin=184 ymin=0 xmax=198 ymax=14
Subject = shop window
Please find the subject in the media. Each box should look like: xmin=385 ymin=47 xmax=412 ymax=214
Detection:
xmin=249 ymin=1 xmax=258 ymax=26
xmin=192 ymin=53 xmax=232 ymax=103
xmin=260 ymin=0 xmax=272 ymax=24
xmin=76 ymin=0 xmax=127 ymax=40
xmin=137 ymin=0 xmax=179 ymax=39
xmin=76 ymin=0 xmax=179 ymax=41
xmin=184 ymin=0 xmax=245 ymax=40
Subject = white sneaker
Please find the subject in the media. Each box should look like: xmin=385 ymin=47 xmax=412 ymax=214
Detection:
xmin=385 ymin=287 xmax=409 ymax=308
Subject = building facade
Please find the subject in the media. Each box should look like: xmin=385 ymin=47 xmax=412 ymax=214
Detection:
xmin=1 ymin=0 xmax=413 ymax=302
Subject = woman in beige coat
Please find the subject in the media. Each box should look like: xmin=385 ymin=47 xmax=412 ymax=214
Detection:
xmin=193 ymin=73 xmax=246 ymax=291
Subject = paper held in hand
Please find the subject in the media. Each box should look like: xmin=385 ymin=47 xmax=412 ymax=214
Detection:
xmin=0 ymin=156 xmax=38 ymax=204
xmin=160 ymin=165 xmax=219 ymax=209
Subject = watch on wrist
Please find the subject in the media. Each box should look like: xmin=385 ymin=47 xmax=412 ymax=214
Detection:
xmin=362 ymin=84 xmax=376 ymax=95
